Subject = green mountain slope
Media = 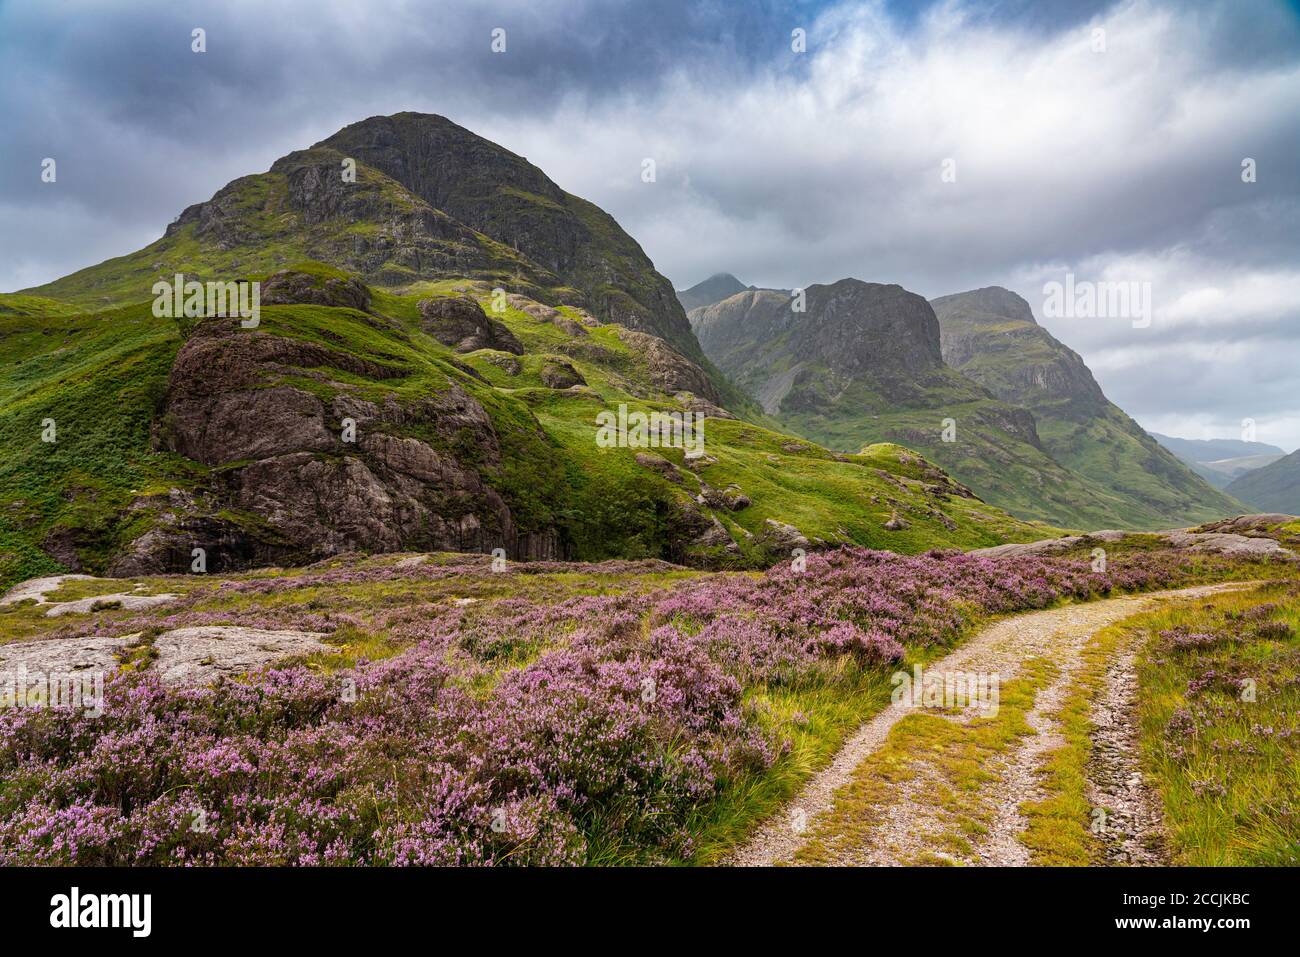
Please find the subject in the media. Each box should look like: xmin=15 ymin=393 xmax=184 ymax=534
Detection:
xmin=1225 ymin=448 xmax=1300 ymax=513
xmin=690 ymin=280 xmax=1152 ymax=529
xmin=0 ymin=275 xmax=1048 ymax=588
xmin=932 ymin=287 xmax=1243 ymax=527
xmin=0 ymin=116 xmax=1055 ymax=587
xmin=24 ymin=114 xmax=758 ymax=419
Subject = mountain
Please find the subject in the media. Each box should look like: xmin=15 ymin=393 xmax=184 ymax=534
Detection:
xmin=1225 ymin=449 xmax=1300 ymax=513
xmin=931 ymin=286 xmax=1242 ymax=526
xmin=676 ymin=273 xmax=749 ymax=313
xmin=0 ymin=115 xmax=1051 ymax=588
xmin=37 ymin=113 xmax=701 ymax=360
xmin=1151 ymin=432 xmax=1286 ymax=488
xmin=690 ymin=279 xmax=1166 ymax=529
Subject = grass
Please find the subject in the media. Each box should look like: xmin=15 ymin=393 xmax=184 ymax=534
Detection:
xmin=1019 ymin=618 xmax=1130 ymax=865
xmin=790 ymin=656 xmax=1057 ymax=865
xmin=684 ymin=666 xmax=900 ymax=865
xmin=1131 ymin=581 xmax=1300 ymax=865
xmin=1021 ymin=577 xmax=1300 ymax=866
xmin=1 ymin=266 xmax=1055 ymax=589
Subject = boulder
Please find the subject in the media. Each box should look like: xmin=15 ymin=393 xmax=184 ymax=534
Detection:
xmin=418 ymin=295 xmax=524 ymax=354
xmin=540 ymin=360 xmax=586 ymax=389
xmin=757 ymin=519 xmax=810 ymax=554
xmin=261 ymin=268 xmax=371 ymax=311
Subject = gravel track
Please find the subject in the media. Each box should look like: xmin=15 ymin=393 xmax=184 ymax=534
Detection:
xmin=729 ymin=582 xmax=1257 ymax=867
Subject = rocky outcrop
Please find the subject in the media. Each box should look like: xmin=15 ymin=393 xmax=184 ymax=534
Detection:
xmin=616 ymin=328 xmax=720 ymax=403
xmin=262 ymin=268 xmax=372 ymax=311
xmin=130 ymin=317 xmax=563 ymax=573
xmin=150 ymin=626 xmax=337 ymax=686
xmin=970 ymin=525 xmax=1295 ymax=561
xmin=418 ymin=295 xmax=523 ymax=354
xmin=540 ymin=360 xmax=585 ymax=389
xmin=756 ymin=519 xmax=811 ymax=555
xmin=0 ymin=623 xmax=341 ymax=690
xmin=635 ymin=452 xmax=683 ymax=484
xmin=698 ymin=484 xmax=750 ymax=512
xmin=0 ymin=634 xmax=130 ymax=680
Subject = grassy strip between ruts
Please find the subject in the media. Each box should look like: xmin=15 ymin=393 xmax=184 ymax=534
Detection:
xmin=1022 ymin=578 xmax=1300 ymax=866
xmin=784 ymin=656 xmax=1056 ymax=866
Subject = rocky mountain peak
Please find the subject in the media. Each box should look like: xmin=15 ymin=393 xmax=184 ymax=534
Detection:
xmin=931 ymin=285 xmax=1037 ymax=326
xmin=304 ymin=112 xmax=703 ymax=360
xmin=932 ymin=286 xmax=1105 ymax=411
xmin=798 ymin=279 xmax=944 ymax=378
xmin=676 ymin=272 xmax=749 ymax=312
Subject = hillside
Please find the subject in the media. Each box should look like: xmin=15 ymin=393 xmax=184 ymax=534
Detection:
xmin=931 ymin=286 xmax=1242 ymax=527
xmin=1151 ymin=432 xmax=1286 ymax=488
xmin=0 ymin=117 xmax=1053 ymax=588
xmin=690 ymin=280 xmax=1160 ymax=529
xmin=1226 ymin=448 xmax=1300 ymax=513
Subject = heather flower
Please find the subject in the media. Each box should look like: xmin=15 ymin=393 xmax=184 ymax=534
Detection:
xmin=0 ymin=542 xmax=1238 ymax=865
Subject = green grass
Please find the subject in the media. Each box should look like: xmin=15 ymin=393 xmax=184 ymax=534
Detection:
xmin=683 ymin=667 xmax=900 ymax=865
xmin=1020 ymin=618 xmax=1129 ymax=865
xmin=1021 ymin=578 xmax=1300 ymax=866
xmin=1 ymin=266 xmax=1054 ymax=588
xmin=791 ymin=656 xmax=1057 ymax=866
xmin=1131 ymin=582 xmax=1300 ymax=865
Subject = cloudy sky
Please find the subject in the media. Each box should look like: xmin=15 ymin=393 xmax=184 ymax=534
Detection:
xmin=3 ymin=0 xmax=1298 ymax=450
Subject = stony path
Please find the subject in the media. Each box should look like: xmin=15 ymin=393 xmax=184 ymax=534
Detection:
xmin=1086 ymin=642 xmax=1167 ymax=865
xmin=730 ymin=582 xmax=1256 ymax=867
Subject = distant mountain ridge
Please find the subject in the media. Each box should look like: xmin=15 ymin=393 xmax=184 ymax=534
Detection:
xmin=1152 ymin=432 xmax=1286 ymax=489
xmin=677 ymin=273 xmax=750 ymax=313
xmin=689 ymin=279 xmax=1176 ymax=529
xmin=931 ymin=286 xmax=1242 ymax=526
xmin=690 ymin=277 xmax=1241 ymax=530
xmin=1226 ymin=448 xmax=1300 ymax=513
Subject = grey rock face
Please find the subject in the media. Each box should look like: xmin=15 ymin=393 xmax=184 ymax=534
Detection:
xmin=150 ymin=626 xmax=337 ymax=686
xmin=616 ymin=328 xmax=720 ymax=403
xmin=0 ymin=635 xmax=129 ymax=682
xmin=130 ymin=317 xmax=562 ymax=572
xmin=418 ymin=295 xmax=524 ymax=354
xmin=932 ymin=286 xmax=1107 ymax=412
xmin=262 ymin=268 xmax=372 ymax=311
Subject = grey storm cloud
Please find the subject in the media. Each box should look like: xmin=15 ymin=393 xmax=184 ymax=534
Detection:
xmin=2 ymin=0 xmax=1298 ymax=448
